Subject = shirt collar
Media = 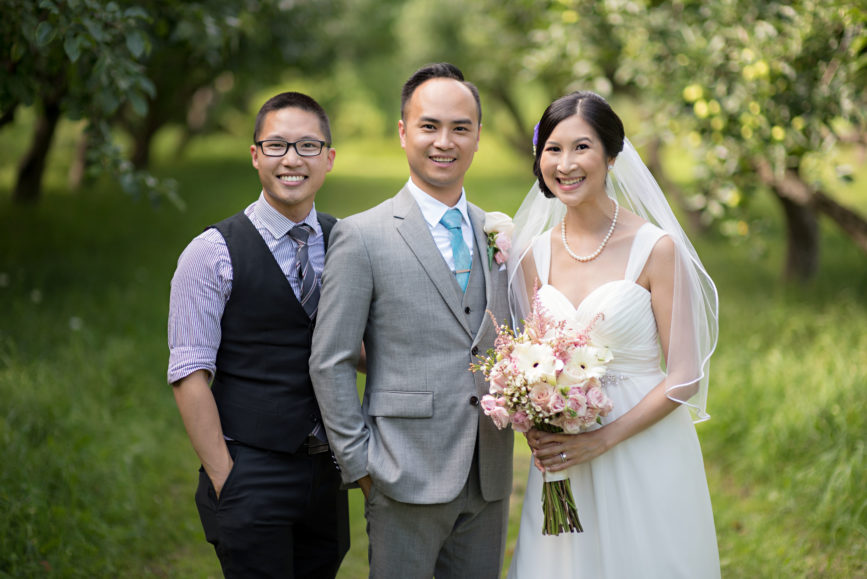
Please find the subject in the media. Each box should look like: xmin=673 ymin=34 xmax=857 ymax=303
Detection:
xmin=254 ymin=192 xmax=321 ymax=239
xmin=405 ymin=178 xmax=470 ymax=230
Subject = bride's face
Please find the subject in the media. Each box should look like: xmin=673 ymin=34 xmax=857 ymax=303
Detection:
xmin=539 ymin=114 xmax=612 ymax=206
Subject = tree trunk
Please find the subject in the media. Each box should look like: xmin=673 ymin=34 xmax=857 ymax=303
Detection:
xmin=13 ymin=99 xmax=62 ymax=204
xmin=130 ymin=119 xmax=156 ymax=170
xmin=813 ymin=191 xmax=867 ymax=255
xmin=775 ymin=192 xmax=820 ymax=282
xmin=756 ymin=158 xmax=867 ymax=281
xmin=489 ymin=84 xmax=530 ymax=156
xmin=68 ymin=130 xmax=91 ymax=191
xmin=0 ymin=105 xmax=16 ymax=130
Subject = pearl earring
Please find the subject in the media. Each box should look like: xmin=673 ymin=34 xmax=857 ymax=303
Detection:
xmin=608 ymin=164 xmax=614 ymax=170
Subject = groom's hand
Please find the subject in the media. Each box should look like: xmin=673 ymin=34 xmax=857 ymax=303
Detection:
xmin=357 ymin=475 xmax=373 ymax=500
xmin=209 ymin=456 xmax=234 ymax=499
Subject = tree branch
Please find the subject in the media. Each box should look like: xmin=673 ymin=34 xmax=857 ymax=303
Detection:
xmin=756 ymin=158 xmax=867 ymax=255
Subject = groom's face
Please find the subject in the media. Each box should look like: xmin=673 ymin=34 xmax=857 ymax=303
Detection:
xmin=399 ymin=78 xmax=480 ymax=203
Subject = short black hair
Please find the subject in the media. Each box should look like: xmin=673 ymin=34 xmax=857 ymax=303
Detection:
xmin=400 ymin=62 xmax=482 ymax=125
xmin=253 ymin=91 xmax=332 ymax=145
xmin=533 ymin=91 xmax=624 ymax=198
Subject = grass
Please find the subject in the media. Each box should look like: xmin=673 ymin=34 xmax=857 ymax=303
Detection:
xmin=1 ymin=124 xmax=865 ymax=577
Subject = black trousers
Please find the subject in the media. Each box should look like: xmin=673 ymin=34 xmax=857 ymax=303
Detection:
xmin=195 ymin=441 xmax=349 ymax=579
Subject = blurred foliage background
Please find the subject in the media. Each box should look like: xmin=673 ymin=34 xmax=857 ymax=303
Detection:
xmin=1 ymin=0 xmax=865 ymax=576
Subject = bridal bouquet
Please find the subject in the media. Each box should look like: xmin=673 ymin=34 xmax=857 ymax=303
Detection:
xmin=471 ymin=291 xmax=613 ymax=535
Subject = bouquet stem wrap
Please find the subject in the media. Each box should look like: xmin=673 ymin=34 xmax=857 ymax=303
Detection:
xmin=539 ymin=425 xmax=582 ymax=535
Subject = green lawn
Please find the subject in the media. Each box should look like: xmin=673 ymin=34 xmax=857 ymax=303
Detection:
xmin=1 ymin=130 xmax=865 ymax=577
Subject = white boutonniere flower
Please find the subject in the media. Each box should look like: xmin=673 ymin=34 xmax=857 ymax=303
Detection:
xmin=483 ymin=211 xmax=514 ymax=269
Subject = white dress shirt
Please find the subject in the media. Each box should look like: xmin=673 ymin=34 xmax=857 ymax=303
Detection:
xmin=405 ymin=177 xmax=475 ymax=274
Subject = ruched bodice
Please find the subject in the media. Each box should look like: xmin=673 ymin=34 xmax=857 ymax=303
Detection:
xmin=537 ymin=281 xmax=661 ymax=378
xmin=533 ymin=223 xmax=669 ymax=408
xmin=508 ymin=222 xmax=720 ymax=579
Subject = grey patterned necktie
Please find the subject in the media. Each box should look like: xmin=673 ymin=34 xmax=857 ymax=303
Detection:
xmin=288 ymin=224 xmax=319 ymax=319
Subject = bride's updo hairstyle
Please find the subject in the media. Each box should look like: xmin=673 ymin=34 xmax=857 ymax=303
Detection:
xmin=533 ymin=91 xmax=625 ymax=199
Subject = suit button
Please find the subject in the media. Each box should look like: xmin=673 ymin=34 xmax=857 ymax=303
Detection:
xmin=471 ymin=346 xmax=479 ymax=356
xmin=469 ymin=396 xmax=480 ymax=406
xmin=464 ymin=307 xmax=471 ymax=314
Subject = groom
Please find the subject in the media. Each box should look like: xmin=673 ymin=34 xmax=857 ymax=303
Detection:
xmin=310 ymin=63 xmax=513 ymax=578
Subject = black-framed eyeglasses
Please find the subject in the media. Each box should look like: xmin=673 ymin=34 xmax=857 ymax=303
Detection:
xmin=256 ymin=139 xmax=329 ymax=157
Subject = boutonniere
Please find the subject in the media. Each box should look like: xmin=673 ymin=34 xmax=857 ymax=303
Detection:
xmin=483 ymin=211 xmax=514 ymax=269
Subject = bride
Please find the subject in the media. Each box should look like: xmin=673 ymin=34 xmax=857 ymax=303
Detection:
xmin=506 ymin=92 xmax=721 ymax=578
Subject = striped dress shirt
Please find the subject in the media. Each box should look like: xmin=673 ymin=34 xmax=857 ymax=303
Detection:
xmin=167 ymin=193 xmax=325 ymax=384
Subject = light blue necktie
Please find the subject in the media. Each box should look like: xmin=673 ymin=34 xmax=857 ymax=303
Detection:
xmin=440 ymin=208 xmax=471 ymax=292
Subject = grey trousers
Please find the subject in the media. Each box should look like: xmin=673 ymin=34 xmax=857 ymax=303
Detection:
xmin=364 ymin=454 xmax=509 ymax=579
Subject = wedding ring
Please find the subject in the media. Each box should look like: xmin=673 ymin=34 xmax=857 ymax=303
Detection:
xmin=560 ymin=452 xmax=567 ymax=463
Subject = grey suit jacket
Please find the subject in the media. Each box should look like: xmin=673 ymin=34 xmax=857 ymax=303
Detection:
xmin=310 ymin=187 xmax=513 ymax=504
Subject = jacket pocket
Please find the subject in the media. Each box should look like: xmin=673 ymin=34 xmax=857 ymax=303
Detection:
xmin=367 ymin=391 xmax=433 ymax=418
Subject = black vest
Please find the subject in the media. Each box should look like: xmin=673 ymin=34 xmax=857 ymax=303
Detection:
xmin=209 ymin=210 xmax=336 ymax=453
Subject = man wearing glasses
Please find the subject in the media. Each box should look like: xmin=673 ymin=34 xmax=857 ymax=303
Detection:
xmin=168 ymin=92 xmax=348 ymax=578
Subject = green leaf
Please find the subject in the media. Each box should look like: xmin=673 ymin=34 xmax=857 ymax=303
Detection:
xmin=35 ymin=21 xmax=56 ymax=47
xmin=11 ymin=40 xmax=25 ymax=61
xmin=64 ymin=35 xmax=81 ymax=62
xmin=124 ymin=7 xmax=149 ymax=20
xmin=136 ymin=76 xmax=156 ymax=98
xmin=128 ymin=91 xmax=148 ymax=117
xmin=82 ymin=18 xmax=106 ymax=43
xmin=37 ymin=0 xmax=58 ymax=13
xmin=125 ymin=30 xmax=147 ymax=58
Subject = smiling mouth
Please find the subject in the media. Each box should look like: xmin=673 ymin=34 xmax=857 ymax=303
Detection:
xmin=430 ymin=156 xmax=456 ymax=164
xmin=280 ymin=175 xmax=306 ymax=183
xmin=558 ymin=176 xmax=586 ymax=186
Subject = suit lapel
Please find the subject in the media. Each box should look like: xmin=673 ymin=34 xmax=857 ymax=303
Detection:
xmin=468 ymin=203 xmax=500 ymax=347
xmin=394 ymin=188 xmax=472 ymax=336
xmin=468 ymin=203 xmax=493 ymax=306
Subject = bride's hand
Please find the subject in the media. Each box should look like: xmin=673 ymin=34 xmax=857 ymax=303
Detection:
xmin=525 ymin=428 xmax=610 ymax=472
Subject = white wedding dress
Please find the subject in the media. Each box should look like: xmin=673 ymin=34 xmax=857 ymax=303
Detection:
xmin=508 ymin=223 xmax=720 ymax=578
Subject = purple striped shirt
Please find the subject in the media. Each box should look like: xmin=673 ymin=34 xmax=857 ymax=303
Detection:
xmin=167 ymin=193 xmax=325 ymax=384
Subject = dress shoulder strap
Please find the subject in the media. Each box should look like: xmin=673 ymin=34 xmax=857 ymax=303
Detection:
xmin=624 ymin=222 xmax=667 ymax=282
xmin=531 ymin=230 xmax=553 ymax=285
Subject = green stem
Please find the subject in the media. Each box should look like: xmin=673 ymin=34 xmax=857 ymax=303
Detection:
xmin=541 ymin=479 xmax=583 ymax=535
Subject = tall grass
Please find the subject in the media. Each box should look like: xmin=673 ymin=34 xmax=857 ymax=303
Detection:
xmin=1 ymin=127 xmax=865 ymax=577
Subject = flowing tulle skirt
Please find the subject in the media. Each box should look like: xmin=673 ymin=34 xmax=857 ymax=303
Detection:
xmin=507 ymin=372 xmax=720 ymax=579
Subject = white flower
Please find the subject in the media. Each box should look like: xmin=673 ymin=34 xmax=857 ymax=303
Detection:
xmin=511 ymin=341 xmax=561 ymax=384
xmin=563 ymin=346 xmax=611 ymax=382
xmin=483 ymin=211 xmax=514 ymax=236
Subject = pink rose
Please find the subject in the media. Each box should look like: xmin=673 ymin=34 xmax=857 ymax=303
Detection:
xmin=559 ymin=416 xmax=584 ymax=434
xmin=488 ymin=367 xmax=507 ymax=394
xmin=567 ymin=391 xmax=588 ymax=417
xmin=586 ymin=386 xmax=611 ymax=413
xmin=528 ymin=382 xmax=554 ymax=409
xmin=489 ymin=406 xmax=511 ymax=429
xmin=480 ymin=394 xmax=504 ymax=414
xmin=511 ymin=410 xmax=532 ymax=433
xmin=494 ymin=232 xmax=511 ymax=263
xmin=548 ymin=392 xmax=567 ymax=414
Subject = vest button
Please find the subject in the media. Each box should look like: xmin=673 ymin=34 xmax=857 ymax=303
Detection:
xmin=469 ymin=395 xmax=480 ymax=406
xmin=464 ymin=307 xmax=471 ymax=314
xmin=471 ymin=346 xmax=479 ymax=356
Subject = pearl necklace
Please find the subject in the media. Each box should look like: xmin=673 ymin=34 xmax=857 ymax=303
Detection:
xmin=561 ymin=199 xmax=619 ymax=262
